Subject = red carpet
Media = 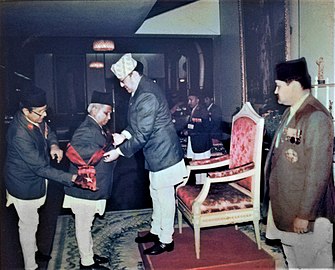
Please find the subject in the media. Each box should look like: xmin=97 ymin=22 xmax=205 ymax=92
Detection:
xmin=139 ymin=226 xmax=275 ymax=270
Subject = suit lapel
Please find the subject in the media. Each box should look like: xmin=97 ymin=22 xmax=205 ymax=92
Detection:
xmin=266 ymin=109 xmax=289 ymax=168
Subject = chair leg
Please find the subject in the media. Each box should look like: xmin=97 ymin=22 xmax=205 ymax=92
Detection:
xmin=194 ymin=224 xmax=200 ymax=259
xmin=253 ymin=220 xmax=261 ymax=250
xmin=177 ymin=209 xmax=183 ymax=234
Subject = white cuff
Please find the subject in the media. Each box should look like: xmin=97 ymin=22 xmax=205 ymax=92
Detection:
xmin=121 ymin=130 xmax=132 ymax=140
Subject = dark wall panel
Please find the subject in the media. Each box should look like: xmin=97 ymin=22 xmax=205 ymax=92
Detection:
xmin=55 ymin=55 xmax=86 ymax=114
xmin=35 ymin=54 xmax=54 ymax=109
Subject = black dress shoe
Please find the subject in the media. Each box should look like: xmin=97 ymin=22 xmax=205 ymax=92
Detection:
xmin=35 ymin=250 xmax=52 ymax=262
xmin=135 ymin=232 xmax=159 ymax=243
xmin=80 ymin=262 xmax=110 ymax=270
xmin=93 ymin=254 xmax=109 ymax=264
xmin=143 ymin=241 xmax=174 ymax=255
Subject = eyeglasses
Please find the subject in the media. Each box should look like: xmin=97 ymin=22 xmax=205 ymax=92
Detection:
xmin=31 ymin=109 xmax=47 ymax=117
xmin=120 ymin=73 xmax=131 ymax=84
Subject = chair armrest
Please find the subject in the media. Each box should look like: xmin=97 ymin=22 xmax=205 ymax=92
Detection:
xmin=209 ymin=162 xmax=254 ymax=177
xmin=177 ymin=155 xmax=231 ymax=191
xmin=188 ymin=154 xmax=230 ymax=170
xmin=192 ymin=162 xmax=255 ymax=206
xmin=208 ymin=162 xmax=255 ymax=183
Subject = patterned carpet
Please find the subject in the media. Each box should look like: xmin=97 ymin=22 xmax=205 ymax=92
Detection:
xmin=48 ymin=208 xmax=286 ymax=270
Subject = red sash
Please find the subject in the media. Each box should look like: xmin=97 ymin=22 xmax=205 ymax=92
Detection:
xmin=66 ymin=136 xmax=113 ymax=191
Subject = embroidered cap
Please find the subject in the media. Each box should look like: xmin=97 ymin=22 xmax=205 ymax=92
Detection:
xmin=111 ymin=53 xmax=137 ymax=81
xmin=20 ymin=86 xmax=47 ymax=108
xmin=276 ymin=57 xmax=311 ymax=89
xmin=90 ymin=91 xmax=113 ymax=107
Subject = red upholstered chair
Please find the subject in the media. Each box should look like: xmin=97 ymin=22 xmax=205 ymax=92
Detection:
xmin=176 ymin=102 xmax=264 ymax=259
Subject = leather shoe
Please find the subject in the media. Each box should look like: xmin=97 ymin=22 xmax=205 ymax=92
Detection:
xmin=93 ymin=254 xmax=109 ymax=264
xmin=135 ymin=232 xmax=159 ymax=243
xmin=35 ymin=250 xmax=52 ymax=262
xmin=80 ymin=262 xmax=109 ymax=270
xmin=143 ymin=241 xmax=174 ymax=255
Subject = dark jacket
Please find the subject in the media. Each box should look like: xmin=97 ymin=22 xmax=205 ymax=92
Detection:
xmin=207 ymin=103 xmax=222 ymax=140
xmin=5 ymin=111 xmax=73 ymax=200
xmin=119 ymin=76 xmax=184 ymax=172
xmin=264 ymin=95 xmax=334 ymax=231
xmin=64 ymin=116 xmax=116 ymax=200
xmin=187 ymin=104 xmax=212 ymax=153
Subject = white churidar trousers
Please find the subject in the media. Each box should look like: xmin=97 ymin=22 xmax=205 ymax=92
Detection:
xmin=149 ymin=159 xmax=187 ymax=244
xmin=64 ymin=197 xmax=106 ymax=266
xmin=7 ymin=193 xmax=46 ymax=270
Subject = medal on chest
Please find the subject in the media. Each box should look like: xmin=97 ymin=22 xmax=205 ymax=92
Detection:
xmin=285 ymin=148 xmax=298 ymax=163
xmin=284 ymin=127 xmax=302 ymax=145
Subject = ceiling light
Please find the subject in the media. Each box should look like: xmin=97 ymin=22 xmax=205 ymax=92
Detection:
xmin=93 ymin=40 xmax=115 ymax=51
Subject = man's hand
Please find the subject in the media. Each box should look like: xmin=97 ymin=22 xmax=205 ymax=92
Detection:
xmin=72 ymin=174 xmax=97 ymax=191
xmin=293 ymin=217 xmax=309 ymax=233
xmin=112 ymin=133 xmax=126 ymax=146
xmin=103 ymin=149 xmax=120 ymax=162
xmin=50 ymin=144 xmax=63 ymax=163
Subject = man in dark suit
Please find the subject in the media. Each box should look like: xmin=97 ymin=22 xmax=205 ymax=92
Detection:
xmin=5 ymin=86 xmax=77 ymax=270
xmin=204 ymin=95 xmax=223 ymax=144
xmin=264 ymin=57 xmax=334 ymax=268
xmin=104 ymin=53 xmax=187 ymax=255
xmin=184 ymin=92 xmax=212 ymax=184
xmin=63 ymin=91 xmax=116 ymax=269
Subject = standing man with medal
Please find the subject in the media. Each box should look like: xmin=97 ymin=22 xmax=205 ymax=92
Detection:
xmin=264 ymin=57 xmax=335 ymax=268
xmin=184 ymin=92 xmax=212 ymax=184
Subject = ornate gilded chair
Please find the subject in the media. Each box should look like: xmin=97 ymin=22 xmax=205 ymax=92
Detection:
xmin=176 ymin=102 xmax=264 ymax=259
